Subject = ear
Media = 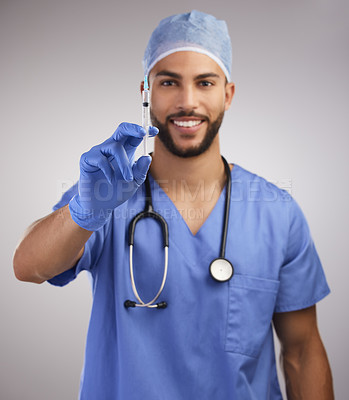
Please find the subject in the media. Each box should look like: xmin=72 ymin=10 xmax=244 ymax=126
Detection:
xmin=140 ymin=81 xmax=144 ymax=94
xmin=224 ymin=82 xmax=235 ymax=111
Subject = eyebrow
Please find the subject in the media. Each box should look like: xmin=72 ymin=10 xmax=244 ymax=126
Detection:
xmin=195 ymin=73 xmax=221 ymax=80
xmin=155 ymin=71 xmax=181 ymax=79
xmin=155 ymin=71 xmax=221 ymax=80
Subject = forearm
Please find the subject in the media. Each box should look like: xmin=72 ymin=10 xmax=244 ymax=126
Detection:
xmin=282 ymin=334 xmax=334 ymax=400
xmin=13 ymin=205 xmax=93 ymax=283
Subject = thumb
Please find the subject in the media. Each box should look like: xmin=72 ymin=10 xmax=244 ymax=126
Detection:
xmin=132 ymin=155 xmax=152 ymax=185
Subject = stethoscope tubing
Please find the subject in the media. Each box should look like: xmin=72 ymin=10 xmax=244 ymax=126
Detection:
xmin=129 ymin=245 xmax=169 ymax=308
xmin=125 ymin=156 xmax=233 ymax=309
xmin=126 ymin=175 xmax=170 ymax=309
xmin=219 ymin=156 xmax=232 ymax=259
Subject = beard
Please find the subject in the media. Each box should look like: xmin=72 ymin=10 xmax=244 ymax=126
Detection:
xmin=150 ymin=109 xmax=225 ymax=158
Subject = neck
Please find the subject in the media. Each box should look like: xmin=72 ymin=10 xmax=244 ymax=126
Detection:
xmin=150 ymin=135 xmax=225 ymax=188
xmin=149 ymin=135 xmax=229 ymax=236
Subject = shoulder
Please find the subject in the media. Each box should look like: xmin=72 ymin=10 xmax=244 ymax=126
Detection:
xmin=230 ymin=163 xmax=292 ymax=205
xmin=228 ymin=164 xmax=311 ymax=243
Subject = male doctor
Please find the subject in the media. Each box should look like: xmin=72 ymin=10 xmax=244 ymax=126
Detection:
xmin=14 ymin=10 xmax=334 ymax=400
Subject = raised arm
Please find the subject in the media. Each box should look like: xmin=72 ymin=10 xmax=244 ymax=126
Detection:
xmin=273 ymin=305 xmax=334 ymax=400
xmin=13 ymin=123 xmax=158 ymax=284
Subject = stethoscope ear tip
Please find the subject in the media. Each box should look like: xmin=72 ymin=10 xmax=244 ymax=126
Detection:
xmin=124 ymin=300 xmax=137 ymax=308
xmin=156 ymin=301 xmax=168 ymax=309
xmin=124 ymin=300 xmax=168 ymax=309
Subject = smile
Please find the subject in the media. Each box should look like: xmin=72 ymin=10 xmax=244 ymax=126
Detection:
xmin=172 ymin=120 xmax=203 ymax=128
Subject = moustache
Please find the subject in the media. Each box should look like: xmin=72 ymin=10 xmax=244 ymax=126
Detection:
xmin=166 ymin=111 xmax=209 ymax=123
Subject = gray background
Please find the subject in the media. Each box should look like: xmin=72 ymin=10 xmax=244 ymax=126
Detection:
xmin=1 ymin=0 xmax=348 ymax=398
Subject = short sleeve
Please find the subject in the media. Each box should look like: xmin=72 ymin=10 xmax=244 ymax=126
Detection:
xmin=52 ymin=182 xmax=79 ymax=211
xmin=274 ymin=199 xmax=330 ymax=312
xmin=47 ymin=183 xmax=106 ymax=287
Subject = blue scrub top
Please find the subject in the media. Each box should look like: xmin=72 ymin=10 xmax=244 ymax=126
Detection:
xmin=49 ymin=164 xmax=330 ymax=400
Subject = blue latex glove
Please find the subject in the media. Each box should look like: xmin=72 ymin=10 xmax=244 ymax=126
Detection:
xmin=69 ymin=122 xmax=158 ymax=231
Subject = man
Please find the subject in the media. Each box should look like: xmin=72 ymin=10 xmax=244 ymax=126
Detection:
xmin=13 ymin=10 xmax=334 ymax=400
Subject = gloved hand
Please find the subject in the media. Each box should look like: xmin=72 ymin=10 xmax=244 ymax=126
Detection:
xmin=69 ymin=122 xmax=158 ymax=231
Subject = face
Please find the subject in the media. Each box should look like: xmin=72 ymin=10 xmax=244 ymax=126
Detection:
xmin=148 ymin=52 xmax=234 ymax=158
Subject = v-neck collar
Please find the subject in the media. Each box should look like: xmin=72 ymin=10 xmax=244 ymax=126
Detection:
xmin=147 ymin=163 xmax=236 ymax=238
xmin=142 ymin=165 xmax=243 ymax=271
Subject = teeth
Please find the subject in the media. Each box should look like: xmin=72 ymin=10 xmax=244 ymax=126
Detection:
xmin=173 ymin=120 xmax=202 ymax=128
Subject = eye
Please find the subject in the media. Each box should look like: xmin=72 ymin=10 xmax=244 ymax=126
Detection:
xmin=161 ymin=80 xmax=177 ymax=87
xmin=198 ymin=80 xmax=213 ymax=87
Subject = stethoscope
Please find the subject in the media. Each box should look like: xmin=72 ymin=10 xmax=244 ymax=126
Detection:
xmin=124 ymin=156 xmax=234 ymax=310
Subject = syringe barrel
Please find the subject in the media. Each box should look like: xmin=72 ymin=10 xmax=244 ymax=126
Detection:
xmin=142 ymin=89 xmax=150 ymax=105
xmin=142 ymin=90 xmax=151 ymax=128
xmin=142 ymin=89 xmax=150 ymax=155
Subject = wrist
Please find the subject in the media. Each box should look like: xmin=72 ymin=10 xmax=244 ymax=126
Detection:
xmin=68 ymin=195 xmax=112 ymax=231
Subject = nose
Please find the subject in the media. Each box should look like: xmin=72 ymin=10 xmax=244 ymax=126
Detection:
xmin=175 ymin=85 xmax=199 ymax=111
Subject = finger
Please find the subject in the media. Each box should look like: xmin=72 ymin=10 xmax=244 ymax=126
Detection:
xmin=124 ymin=135 xmax=144 ymax=151
xmin=113 ymin=122 xmax=146 ymax=142
xmin=112 ymin=143 xmax=133 ymax=181
xmin=98 ymin=141 xmax=135 ymax=182
xmin=113 ymin=123 xmax=146 ymax=160
xmin=132 ymin=155 xmax=152 ymax=185
xmin=123 ymin=126 xmax=159 ymax=159
xmin=81 ymin=150 xmax=114 ymax=184
xmin=148 ymin=126 xmax=159 ymax=137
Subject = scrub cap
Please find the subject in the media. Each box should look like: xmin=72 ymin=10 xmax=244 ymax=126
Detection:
xmin=143 ymin=10 xmax=232 ymax=81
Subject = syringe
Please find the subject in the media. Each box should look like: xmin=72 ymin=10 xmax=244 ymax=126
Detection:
xmin=142 ymin=75 xmax=151 ymax=155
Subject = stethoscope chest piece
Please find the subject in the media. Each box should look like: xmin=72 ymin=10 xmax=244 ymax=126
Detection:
xmin=209 ymin=258 xmax=234 ymax=282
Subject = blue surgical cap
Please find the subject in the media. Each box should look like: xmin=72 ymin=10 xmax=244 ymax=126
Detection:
xmin=143 ymin=10 xmax=232 ymax=81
